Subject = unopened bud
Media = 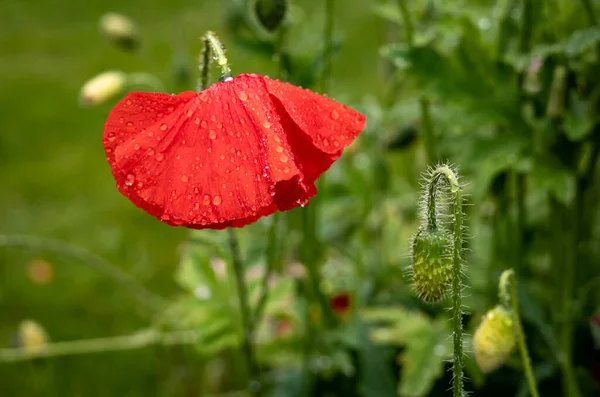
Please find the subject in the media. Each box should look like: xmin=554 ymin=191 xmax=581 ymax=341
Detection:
xmin=18 ymin=320 xmax=49 ymax=354
xmin=255 ymin=0 xmax=288 ymax=31
xmin=79 ymin=71 xmax=126 ymax=107
xmin=473 ymin=306 xmax=516 ymax=373
xmin=100 ymin=12 xmax=140 ymax=51
xmin=411 ymin=228 xmax=453 ymax=303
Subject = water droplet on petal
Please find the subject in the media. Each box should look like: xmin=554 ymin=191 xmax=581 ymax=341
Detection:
xmin=147 ymin=148 xmax=154 ymax=156
xmin=160 ymin=123 xmax=168 ymax=131
xmin=181 ymin=175 xmax=188 ymax=182
xmin=186 ymin=109 xmax=193 ymax=117
xmin=237 ymin=91 xmax=248 ymax=101
xmin=201 ymin=120 xmax=207 ymax=128
xmin=331 ymin=110 xmax=340 ymax=120
xmin=125 ymin=174 xmax=135 ymax=186
xmin=202 ymin=194 xmax=211 ymax=205
xmin=126 ymin=121 xmax=133 ymax=127
xmin=213 ymin=195 xmax=222 ymax=206
xmin=209 ymin=130 xmax=217 ymax=139
xmin=216 ymin=122 xmax=223 ymax=129
xmin=262 ymin=120 xmax=271 ymax=128
xmin=323 ymin=138 xmax=330 ymax=147
xmin=280 ymin=154 xmax=289 ymax=163
xmin=155 ymin=153 xmax=164 ymax=161
xmin=275 ymin=146 xmax=284 ymax=153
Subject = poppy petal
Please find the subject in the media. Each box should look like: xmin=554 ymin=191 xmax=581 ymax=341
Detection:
xmin=263 ymin=78 xmax=366 ymax=155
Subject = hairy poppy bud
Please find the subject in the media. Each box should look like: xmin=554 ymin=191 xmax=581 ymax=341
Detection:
xmin=474 ymin=306 xmax=516 ymax=373
xmin=411 ymin=228 xmax=453 ymax=303
xmin=79 ymin=71 xmax=126 ymax=107
xmin=255 ymin=0 xmax=287 ymax=31
xmin=99 ymin=12 xmax=140 ymax=51
xmin=18 ymin=320 xmax=49 ymax=354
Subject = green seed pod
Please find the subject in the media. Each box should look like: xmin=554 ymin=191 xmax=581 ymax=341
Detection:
xmin=473 ymin=305 xmax=516 ymax=373
xmin=255 ymin=0 xmax=287 ymax=31
xmin=411 ymin=228 xmax=453 ymax=303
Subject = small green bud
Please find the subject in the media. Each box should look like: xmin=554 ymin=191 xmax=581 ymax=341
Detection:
xmin=473 ymin=306 xmax=516 ymax=373
xmin=255 ymin=0 xmax=287 ymax=31
xmin=411 ymin=228 xmax=453 ymax=303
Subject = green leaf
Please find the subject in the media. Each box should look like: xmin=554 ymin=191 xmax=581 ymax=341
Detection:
xmin=565 ymin=26 xmax=600 ymax=58
xmin=372 ymin=3 xmax=402 ymax=24
xmin=362 ymin=307 xmax=451 ymax=397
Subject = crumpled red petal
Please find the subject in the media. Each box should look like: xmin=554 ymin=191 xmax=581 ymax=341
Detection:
xmin=103 ymin=74 xmax=366 ymax=229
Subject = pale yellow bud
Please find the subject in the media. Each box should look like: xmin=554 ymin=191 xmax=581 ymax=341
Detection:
xmin=18 ymin=320 xmax=49 ymax=354
xmin=473 ymin=306 xmax=516 ymax=373
xmin=99 ymin=13 xmax=139 ymax=50
xmin=79 ymin=71 xmax=126 ymax=107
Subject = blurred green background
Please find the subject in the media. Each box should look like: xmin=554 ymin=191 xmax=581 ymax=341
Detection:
xmin=1 ymin=0 xmax=600 ymax=396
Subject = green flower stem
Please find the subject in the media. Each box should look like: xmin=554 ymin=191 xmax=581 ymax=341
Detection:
xmin=425 ymin=166 xmax=464 ymax=397
xmin=0 ymin=328 xmax=201 ymax=362
xmin=319 ymin=0 xmax=335 ymax=93
xmin=198 ymin=36 xmax=212 ymax=90
xmin=580 ymin=0 xmax=598 ymax=26
xmin=503 ymin=269 xmax=540 ymax=397
xmin=395 ymin=0 xmax=414 ymax=45
xmin=204 ymin=31 xmax=231 ymax=77
xmin=275 ymin=25 xmax=287 ymax=80
xmin=419 ymin=97 xmax=437 ymax=163
xmin=254 ymin=213 xmax=280 ymax=324
xmin=300 ymin=209 xmax=337 ymax=329
xmin=227 ymin=229 xmax=261 ymax=396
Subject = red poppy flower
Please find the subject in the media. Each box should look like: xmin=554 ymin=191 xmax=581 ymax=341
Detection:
xmin=103 ymin=73 xmax=365 ymax=229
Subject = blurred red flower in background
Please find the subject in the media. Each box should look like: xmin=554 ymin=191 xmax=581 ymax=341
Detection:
xmin=103 ymin=73 xmax=365 ymax=229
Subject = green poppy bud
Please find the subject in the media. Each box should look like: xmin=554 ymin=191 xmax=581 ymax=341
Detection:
xmin=411 ymin=228 xmax=453 ymax=303
xmin=474 ymin=305 xmax=516 ymax=373
xmin=255 ymin=0 xmax=287 ymax=31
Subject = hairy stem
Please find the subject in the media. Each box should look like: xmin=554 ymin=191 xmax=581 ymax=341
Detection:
xmin=425 ymin=166 xmax=464 ymax=397
xmin=204 ymin=31 xmax=231 ymax=76
xmin=198 ymin=36 xmax=211 ymax=90
xmin=227 ymin=229 xmax=261 ymax=395
xmin=504 ymin=269 xmax=540 ymax=397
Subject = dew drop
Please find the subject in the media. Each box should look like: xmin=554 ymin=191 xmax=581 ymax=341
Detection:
xmin=199 ymin=92 xmax=208 ymax=102
xmin=323 ymin=138 xmax=330 ymax=147
xmin=125 ymin=174 xmax=135 ymax=186
xmin=280 ymin=154 xmax=289 ymax=163
xmin=160 ymin=123 xmax=168 ymax=131
xmin=219 ymin=154 xmax=225 ymax=160
xmin=195 ymin=155 xmax=200 ymax=161
xmin=106 ymin=132 xmax=116 ymax=142
xmin=213 ymin=195 xmax=222 ymax=206
xmin=237 ymin=91 xmax=248 ymax=101
xmin=209 ymin=130 xmax=217 ymax=139
xmin=216 ymin=122 xmax=223 ymax=129
xmin=201 ymin=120 xmax=207 ymax=128
xmin=262 ymin=120 xmax=272 ymax=128
xmin=194 ymin=118 xmax=201 ymax=125
xmin=148 ymin=130 xmax=154 ymax=137
xmin=202 ymin=194 xmax=211 ymax=205
xmin=194 ymin=202 xmax=200 ymax=209
xmin=331 ymin=110 xmax=340 ymax=120
xmin=126 ymin=121 xmax=133 ymax=128
xmin=283 ymin=167 xmax=290 ymax=173
xmin=275 ymin=146 xmax=284 ymax=153
xmin=155 ymin=153 xmax=164 ymax=161
xmin=119 ymin=117 xmax=124 ymax=124
xmin=134 ymin=143 xmax=140 ymax=150
xmin=146 ymin=148 xmax=154 ymax=156
xmin=126 ymin=100 xmax=132 ymax=105
xmin=181 ymin=175 xmax=188 ymax=183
